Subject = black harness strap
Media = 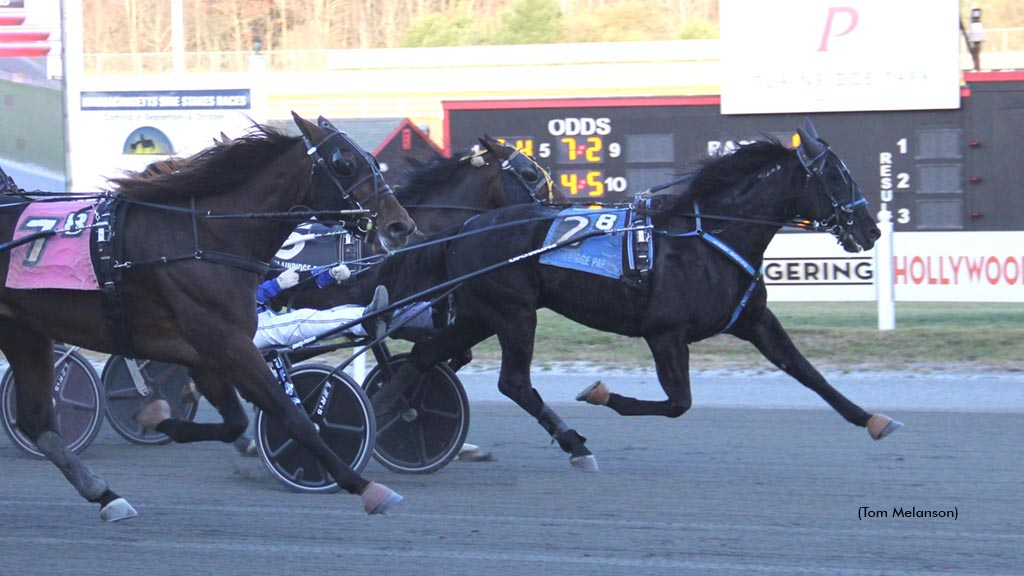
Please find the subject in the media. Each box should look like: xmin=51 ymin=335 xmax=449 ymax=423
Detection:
xmin=92 ymin=197 xmax=137 ymax=357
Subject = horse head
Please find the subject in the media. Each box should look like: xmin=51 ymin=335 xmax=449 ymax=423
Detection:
xmin=795 ymin=119 xmax=880 ymax=252
xmin=291 ymin=111 xmax=415 ymax=252
xmin=478 ymin=135 xmax=567 ymax=205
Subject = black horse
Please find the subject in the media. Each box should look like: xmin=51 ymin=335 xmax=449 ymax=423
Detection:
xmin=0 ymin=112 xmax=415 ymax=521
xmin=372 ymin=121 xmax=899 ymax=472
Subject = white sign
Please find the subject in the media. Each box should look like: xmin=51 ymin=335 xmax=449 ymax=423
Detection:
xmin=720 ymin=0 xmax=961 ymax=114
xmin=69 ymin=89 xmax=256 ymax=192
xmin=764 ymin=231 xmax=1024 ymax=303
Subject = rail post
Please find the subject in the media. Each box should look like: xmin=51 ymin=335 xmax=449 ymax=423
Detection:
xmin=875 ymin=208 xmax=895 ymax=330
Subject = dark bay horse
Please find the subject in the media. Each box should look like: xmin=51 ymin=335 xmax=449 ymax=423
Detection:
xmin=373 ymin=121 xmax=899 ymax=471
xmin=280 ymin=134 xmax=566 ymax=312
xmin=0 ymin=112 xmax=415 ymax=521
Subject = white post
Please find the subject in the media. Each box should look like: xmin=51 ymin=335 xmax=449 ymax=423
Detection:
xmin=60 ymin=0 xmax=84 ymax=192
xmin=353 ymin=353 xmax=366 ymax=383
xmin=875 ymin=208 xmax=896 ymax=330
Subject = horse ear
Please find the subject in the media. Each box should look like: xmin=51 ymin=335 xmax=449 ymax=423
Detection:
xmin=478 ymin=135 xmax=499 ymax=155
xmin=797 ymin=120 xmax=824 ymax=159
xmin=292 ymin=111 xmax=318 ymax=140
xmin=801 ymin=117 xmax=821 ymax=140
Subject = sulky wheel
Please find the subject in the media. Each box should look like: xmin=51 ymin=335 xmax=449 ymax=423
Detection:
xmin=0 ymin=345 xmax=104 ymax=459
xmin=256 ymin=363 xmax=375 ymax=493
xmin=363 ymin=353 xmax=470 ymax=474
xmin=101 ymin=355 xmax=199 ymax=445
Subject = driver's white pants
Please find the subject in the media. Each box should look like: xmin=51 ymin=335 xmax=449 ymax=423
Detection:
xmin=254 ymin=306 xmax=366 ymax=349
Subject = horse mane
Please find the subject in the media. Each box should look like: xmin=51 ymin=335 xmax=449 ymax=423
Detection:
xmin=109 ymin=125 xmax=301 ymax=201
xmin=641 ymin=139 xmax=792 ymax=215
xmin=396 ymin=154 xmax=473 ymax=203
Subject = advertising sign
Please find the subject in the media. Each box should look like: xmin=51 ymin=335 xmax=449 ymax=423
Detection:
xmin=69 ymin=88 xmax=255 ymax=192
xmin=765 ymin=231 xmax=1024 ymax=303
xmin=720 ymin=0 xmax=961 ymax=114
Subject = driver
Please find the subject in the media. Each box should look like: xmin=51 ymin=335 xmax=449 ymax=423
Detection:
xmin=254 ymin=264 xmax=390 ymax=347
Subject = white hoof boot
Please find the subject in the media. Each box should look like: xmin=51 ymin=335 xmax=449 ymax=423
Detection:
xmin=361 ymin=482 xmax=404 ymax=515
xmin=866 ymin=414 xmax=904 ymax=440
xmin=135 ymin=399 xmax=172 ymax=430
xmin=570 ymin=454 xmax=599 ymax=472
xmin=575 ymin=381 xmax=610 ymax=405
xmin=457 ymin=443 xmax=495 ymax=462
xmin=100 ymin=498 xmax=138 ymax=522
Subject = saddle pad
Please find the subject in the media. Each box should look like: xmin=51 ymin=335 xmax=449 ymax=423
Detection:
xmin=538 ymin=208 xmax=629 ymax=279
xmin=5 ymin=200 xmax=100 ymax=291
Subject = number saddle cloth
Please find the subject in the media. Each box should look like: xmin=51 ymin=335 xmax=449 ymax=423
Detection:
xmin=4 ymin=200 xmax=104 ymax=291
xmin=538 ymin=206 xmax=653 ymax=287
xmin=3 ymin=198 xmax=133 ymax=353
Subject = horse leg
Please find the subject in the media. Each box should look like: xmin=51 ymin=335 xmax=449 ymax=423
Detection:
xmin=578 ymin=331 xmax=693 ymax=418
xmin=139 ymin=367 xmax=249 ymax=444
xmin=216 ymin=341 xmax=401 ymax=513
xmin=374 ymin=319 xmax=492 ymax=418
xmin=491 ymin=312 xmax=597 ymax=471
xmin=730 ymin=308 xmax=903 ymax=440
xmin=0 ymin=323 xmax=136 ymax=522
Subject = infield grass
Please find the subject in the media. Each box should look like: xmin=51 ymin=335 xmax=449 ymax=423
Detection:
xmin=450 ymin=302 xmax=1024 ymax=372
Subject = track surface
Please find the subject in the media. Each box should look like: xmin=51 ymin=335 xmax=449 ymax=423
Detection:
xmin=1 ymin=371 xmax=1022 ymax=576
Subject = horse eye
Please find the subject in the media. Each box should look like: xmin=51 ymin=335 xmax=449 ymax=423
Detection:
xmin=331 ymin=150 xmax=355 ymax=176
xmin=518 ymin=166 xmax=540 ymax=182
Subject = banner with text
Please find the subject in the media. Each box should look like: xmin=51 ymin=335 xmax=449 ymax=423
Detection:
xmin=765 ymin=231 xmax=1023 ymax=303
xmin=70 ymin=88 xmax=256 ymax=192
xmin=720 ymin=0 xmax=961 ymax=114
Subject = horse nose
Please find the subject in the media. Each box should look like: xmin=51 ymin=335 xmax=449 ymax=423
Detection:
xmin=869 ymin=227 xmax=881 ymax=242
xmin=385 ymin=220 xmax=414 ymax=241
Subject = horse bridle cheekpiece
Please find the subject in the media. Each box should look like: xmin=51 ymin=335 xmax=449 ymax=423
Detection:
xmin=302 ymin=117 xmax=394 ymax=238
xmin=497 ymin=144 xmax=555 ymax=204
xmin=795 ymin=119 xmax=868 ymax=242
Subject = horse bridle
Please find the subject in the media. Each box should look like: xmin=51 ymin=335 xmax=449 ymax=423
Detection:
xmin=498 ymin=147 xmax=556 ymax=204
xmin=302 ymin=121 xmax=396 ymax=239
xmin=796 ymin=133 xmax=869 ymax=242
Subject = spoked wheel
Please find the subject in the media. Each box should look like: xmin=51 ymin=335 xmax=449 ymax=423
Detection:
xmin=256 ymin=363 xmax=375 ymax=493
xmin=101 ymin=355 xmax=199 ymax=445
xmin=363 ymin=353 xmax=470 ymax=474
xmin=0 ymin=345 xmax=104 ymax=458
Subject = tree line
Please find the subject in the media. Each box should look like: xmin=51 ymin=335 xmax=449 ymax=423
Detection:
xmin=82 ymin=0 xmax=1023 ymax=73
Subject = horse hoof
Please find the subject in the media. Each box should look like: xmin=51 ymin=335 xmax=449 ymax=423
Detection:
xmin=361 ymin=482 xmax=404 ymax=515
xmin=866 ymin=414 xmax=904 ymax=440
xmin=575 ymin=381 xmax=609 ymax=405
xmin=570 ymin=454 xmax=599 ymax=472
xmin=458 ymin=443 xmax=495 ymax=462
xmin=181 ymin=382 xmax=201 ymax=404
xmin=135 ymin=399 xmax=171 ymax=430
xmin=99 ymin=498 xmax=138 ymax=522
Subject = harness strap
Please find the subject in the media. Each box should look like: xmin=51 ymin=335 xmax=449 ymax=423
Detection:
xmin=93 ymin=197 xmax=137 ymax=357
xmin=657 ymin=202 xmax=761 ymax=334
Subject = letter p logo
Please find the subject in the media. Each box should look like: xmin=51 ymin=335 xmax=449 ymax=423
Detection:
xmin=819 ymin=7 xmax=859 ymax=51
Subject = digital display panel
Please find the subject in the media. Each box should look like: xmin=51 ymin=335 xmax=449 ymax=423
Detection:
xmin=445 ymin=97 xmax=964 ymax=230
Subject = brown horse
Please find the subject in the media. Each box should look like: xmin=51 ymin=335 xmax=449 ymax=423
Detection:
xmin=0 ymin=112 xmax=414 ymax=521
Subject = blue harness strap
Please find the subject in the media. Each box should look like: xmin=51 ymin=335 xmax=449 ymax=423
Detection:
xmin=659 ymin=202 xmax=762 ymax=334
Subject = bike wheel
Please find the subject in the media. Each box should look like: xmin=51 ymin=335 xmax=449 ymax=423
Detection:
xmin=101 ymin=355 xmax=199 ymax=445
xmin=363 ymin=353 xmax=470 ymax=474
xmin=0 ymin=345 xmax=104 ymax=459
xmin=256 ymin=363 xmax=376 ymax=493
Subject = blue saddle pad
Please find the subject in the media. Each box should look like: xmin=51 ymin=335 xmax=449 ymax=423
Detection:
xmin=538 ymin=208 xmax=630 ymax=279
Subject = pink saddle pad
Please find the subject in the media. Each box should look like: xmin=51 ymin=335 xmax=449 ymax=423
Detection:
xmin=5 ymin=200 xmax=100 ymax=291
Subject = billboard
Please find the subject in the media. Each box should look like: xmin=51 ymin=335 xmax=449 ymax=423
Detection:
xmin=720 ymin=0 xmax=961 ymax=114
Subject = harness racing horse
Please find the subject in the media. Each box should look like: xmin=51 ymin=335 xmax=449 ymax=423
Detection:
xmin=372 ymin=120 xmax=899 ymax=472
xmin=279 ymin=135 xmax=565 ymax=314
xmin=0 ymin=112 xmax=415 ymax=521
